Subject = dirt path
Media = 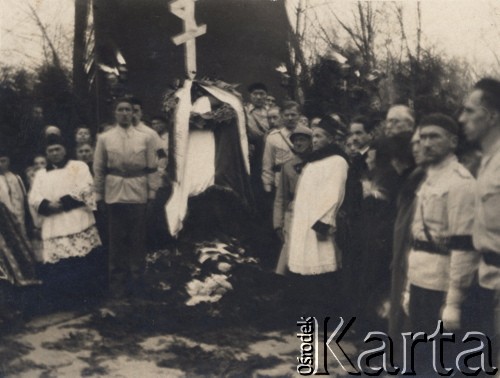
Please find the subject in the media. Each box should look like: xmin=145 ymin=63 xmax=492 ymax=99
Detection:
xmin=0 ymin=307 xmax=357 ymax=377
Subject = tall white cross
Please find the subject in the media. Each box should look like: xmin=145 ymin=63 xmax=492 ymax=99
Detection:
xmin=169 ymin=0 xmax=207 ymax=79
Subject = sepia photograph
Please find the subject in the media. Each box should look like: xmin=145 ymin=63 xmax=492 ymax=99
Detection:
xmin=0 ymin=0 xmax=500 ymax=376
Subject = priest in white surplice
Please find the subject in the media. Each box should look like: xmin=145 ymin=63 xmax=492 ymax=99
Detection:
xmin=287 ymin=116 xmax=349 ymax=315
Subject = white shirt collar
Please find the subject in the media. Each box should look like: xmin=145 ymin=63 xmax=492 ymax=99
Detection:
xmin=427 ymin=154 xmax=457 ymax=176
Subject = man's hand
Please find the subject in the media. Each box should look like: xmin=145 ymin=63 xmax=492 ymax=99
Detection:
xmin=443 ymin=286 xmax=464 ymax=331
xmin=402 ymin=290 xmax=410 ymax=317
xmin=441 ymin=305 xmax=461 ymax=331
xmin=377 ymin=300 xmax=391 ymax=319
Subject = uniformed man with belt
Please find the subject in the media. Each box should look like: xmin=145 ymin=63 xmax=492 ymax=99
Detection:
xmin=93 ymin=97 xmax=158 ymax=300
xmin=405 ymin=113 xmax=479 ymax=334
xmin=261 ymin=101 xmax=300 ymax=193
xmin=460 ymin=78 xmax=500 ymax=356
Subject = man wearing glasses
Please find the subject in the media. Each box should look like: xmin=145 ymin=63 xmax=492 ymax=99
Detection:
xmin=385 ymin=105 xmax=415 ymax=137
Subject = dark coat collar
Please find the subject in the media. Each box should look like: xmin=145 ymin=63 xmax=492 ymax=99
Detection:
xmin=305 ymin=143 xmax=350 ymax=165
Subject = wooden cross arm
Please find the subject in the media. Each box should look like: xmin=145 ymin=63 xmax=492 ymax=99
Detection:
xmin=172 ymin=24 xmax=207 ymax=46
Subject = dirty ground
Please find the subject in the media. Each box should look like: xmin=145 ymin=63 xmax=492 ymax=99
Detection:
xmin=0 ymin=303 xmax=357 ymax=377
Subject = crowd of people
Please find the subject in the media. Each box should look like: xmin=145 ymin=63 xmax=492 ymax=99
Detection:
xmin=1 ymin=76 xmax=500 ymax=367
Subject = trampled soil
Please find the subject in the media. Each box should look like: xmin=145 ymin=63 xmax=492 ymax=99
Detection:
xmin=0 ymin=305 xmax=355 ymax=377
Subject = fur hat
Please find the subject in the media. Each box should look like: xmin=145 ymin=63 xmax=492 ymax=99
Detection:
xmin=315 ymin=116 xmax=348 ymax=138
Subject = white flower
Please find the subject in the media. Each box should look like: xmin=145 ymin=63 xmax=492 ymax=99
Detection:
xmin=217 ymin=262 xmax=231 ymax=272
xmin=186 ymin=279 xmax=204 ymax=296
xmin=197 ymin=242 xmax=242 ymax=264
xmin=186 ymin=294 xmax=223 ymax=306
xmin=362 ymin=179 xmax=387 ymax=200
xmin=185 ymin=274 xmax=233 ymax=306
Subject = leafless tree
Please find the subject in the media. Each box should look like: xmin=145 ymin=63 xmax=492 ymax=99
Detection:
xmin=393 ymin=3 xmax=422 ymax=65
xmin=26 ymin=2 xmax=62 ymax=69
xmin=1 ymin=0 xmax=72 ymax=70
xmin=287 ymin=0 xmax=309 ymax=103
xmin=329 ymin=1 xmax=378 ymax=72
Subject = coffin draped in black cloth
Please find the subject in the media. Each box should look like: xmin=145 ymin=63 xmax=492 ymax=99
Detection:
xmin=168 ymin=97 xmax=260 ymax=243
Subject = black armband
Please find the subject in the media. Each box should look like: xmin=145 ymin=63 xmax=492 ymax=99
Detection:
xmin=449 ymin=235 xmax=474 ymax=251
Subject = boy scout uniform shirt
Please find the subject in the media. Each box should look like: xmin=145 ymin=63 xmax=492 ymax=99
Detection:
xmin=245 ymin=104 xmax=269 ymax=142
xmin=135 ymin=121 xmax=165 ymax=187
xmin=408 ymin=155 xmax=478 ymax=294
xmin=474 ymin=138 xmax=500 ymax=290
xmin=135 ymin=122 xmax=164 ymax=153
xmin=262 ymin=128 xmax=295 ymax=192
xmin=93 ymin=125 xmax=158 ymax=204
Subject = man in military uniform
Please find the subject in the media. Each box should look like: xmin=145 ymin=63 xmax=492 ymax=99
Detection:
xmin=460 ymin=78 xmax=500 ymax=359
xmin=261 ymin=101 xmax=300 ymax=193
xmin=405 ymin=113 xmax=478 ymax=335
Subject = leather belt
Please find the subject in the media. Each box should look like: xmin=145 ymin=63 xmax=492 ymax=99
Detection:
xmin=107 ymin=168 xmax=151 ymax=178
xmin=483 ymin=251 xmax=500 ymax=268
xmin=412 ymin=239 xmax=449 ymax=256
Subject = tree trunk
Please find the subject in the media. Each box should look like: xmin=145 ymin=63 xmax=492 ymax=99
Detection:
xmin=73 ymin=0 xmax=91 ymax=126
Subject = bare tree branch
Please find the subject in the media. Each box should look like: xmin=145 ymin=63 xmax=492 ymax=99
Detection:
xmin=25 ymin=2 xmax=62 ymax=69
xmin=327 ymin=1 xmax=376 ymax=70
xmin=330 ymin=8 xmax=363 ymax=54
xmin=394 ymin=3 xmax=412 ymax=61
xmin=416 ymin=2 xmax=422 ymax=64
xmin=308 ymin=8 xmax=341 ymax=51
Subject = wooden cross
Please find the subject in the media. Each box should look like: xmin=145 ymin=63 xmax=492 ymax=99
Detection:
xmin=169 ymin=0 xmax=207 ymax=79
